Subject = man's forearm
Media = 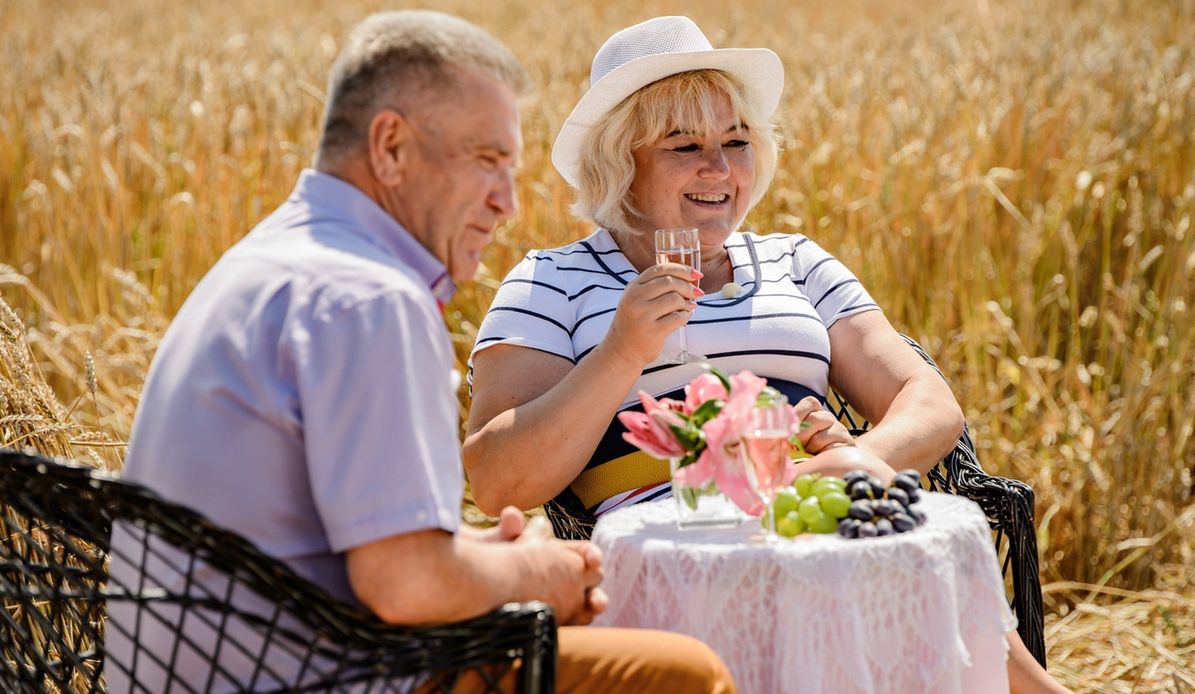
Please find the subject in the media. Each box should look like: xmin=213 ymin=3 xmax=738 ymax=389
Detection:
xmin=345 ymin=529 xmax=543 ymax=626
xmin=346 ymin=528 xmax=592 ymax=626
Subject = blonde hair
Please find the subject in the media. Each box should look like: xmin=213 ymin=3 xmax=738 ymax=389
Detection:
xmin=317 ymin=11 xmax=529 ymax=164
xmin=571 ymin=69 xmax=778 ymax=234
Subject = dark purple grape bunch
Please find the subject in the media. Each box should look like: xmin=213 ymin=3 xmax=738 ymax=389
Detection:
xmin=837 ymin=469 xmax=927 ymax=539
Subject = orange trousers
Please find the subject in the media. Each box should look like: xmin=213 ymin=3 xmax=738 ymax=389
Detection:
xmin=422 ymin=626 xmax=736 ymax=693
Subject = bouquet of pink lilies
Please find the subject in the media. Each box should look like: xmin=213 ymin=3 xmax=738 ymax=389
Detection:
xmin=617 ymin=368 xmax=806 ymax=516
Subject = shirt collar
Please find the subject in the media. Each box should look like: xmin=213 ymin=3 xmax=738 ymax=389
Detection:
xmin=290 ymin=169 xmax=456 ymax=305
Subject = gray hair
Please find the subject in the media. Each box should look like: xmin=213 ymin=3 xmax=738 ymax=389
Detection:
xmin=317 ymin=11 xmax=529 ymax=163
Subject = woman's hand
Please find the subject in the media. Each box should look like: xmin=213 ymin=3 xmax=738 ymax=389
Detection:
xmin=464 ymin=264 xmax=705 ymax=514
xmin=604 ymin=263 xmax=702 ymax=366
xmin=466 ymin=265 xmax=704 ymax=513
xmin=792 ymin=396 xmax=856 ymax=454
xmin=792 ymin=445 xmax=897 ymax=484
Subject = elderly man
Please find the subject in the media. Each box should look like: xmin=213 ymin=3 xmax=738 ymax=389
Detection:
xmin=108 ymin=10 xmax=734 ymax=693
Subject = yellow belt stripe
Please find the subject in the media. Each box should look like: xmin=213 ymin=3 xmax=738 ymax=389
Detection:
xmin=569 ymin=451 xmax=672 ymax=509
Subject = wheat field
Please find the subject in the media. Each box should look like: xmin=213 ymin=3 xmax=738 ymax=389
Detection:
xmin=1 ymin=0 xmax=1192 ymax=689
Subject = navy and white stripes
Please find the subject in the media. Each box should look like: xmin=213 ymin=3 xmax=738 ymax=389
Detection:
xmin=472 ymin=228 xmax=880 ymax=408
xmin=469 ymin=227 xmax=881 ymax=515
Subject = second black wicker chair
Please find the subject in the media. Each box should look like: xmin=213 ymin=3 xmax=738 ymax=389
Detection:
xmin=0 ymin=449 xmax=557 ymax=693
xmin=542 ymin=335 xmax=1046 ymax=667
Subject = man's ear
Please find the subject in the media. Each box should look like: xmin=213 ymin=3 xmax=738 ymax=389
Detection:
xmin=367 ymin=109 xmax=411 ymax=188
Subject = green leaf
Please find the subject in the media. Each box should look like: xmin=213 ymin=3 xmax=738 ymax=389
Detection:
xmin=788 ymin=433 xmax=808 ymax=457
xmin=756 ymin=386 xmax=785 ymax=407
xmin=679 ymin=485 xmax=700 ymax=510
xmin=688 ymin=398 xmax=724 ymax=426
xmin=672 ymin=447 xmax=704 ymax=469
xmin=667 ymin=421 xmax=705 ymax=450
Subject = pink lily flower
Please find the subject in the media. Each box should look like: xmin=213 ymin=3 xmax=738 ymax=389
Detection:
xmin=617 ymin=391 xmax=687 ymax=460
xmin=685 ymin=371 xmax=772 ymax=515
xmin=671 ymin=452 xmax=715 ymax=488
xmin=683 ymin=373 xmax=729 ymax=414
xmin=621 ymin=374 xmax=803 ymax=516
xmin=724 ymin=371 xmax=768 ymax=422
xmin=698 ymin=412 xmax=765 ymax=515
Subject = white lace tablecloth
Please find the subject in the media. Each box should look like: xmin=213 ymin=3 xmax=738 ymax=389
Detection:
xmin=592 ymin=492 xmax=1017 ymax=694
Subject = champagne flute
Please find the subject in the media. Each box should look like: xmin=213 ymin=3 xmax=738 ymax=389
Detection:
xmin=742 ymin=399 xmax=793 ymax=540
xmin=654 ymin=228 xmax=705 ymax=364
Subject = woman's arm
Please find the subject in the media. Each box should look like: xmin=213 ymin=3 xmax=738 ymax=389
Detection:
xmin=826 ymin=311 xmax=964 ymax=474
xmin=465 ymin=343 xmax=640 ymax=514
xmin=464 ymin=264 xmax=699 ymax=515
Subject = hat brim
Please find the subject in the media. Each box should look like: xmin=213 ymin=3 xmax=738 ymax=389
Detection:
xmin=551 ymin=47 xmax=784 ymax=188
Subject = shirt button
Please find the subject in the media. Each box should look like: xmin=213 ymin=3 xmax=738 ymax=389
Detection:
xmin=415 ymin=510 xmax=429 ymax=523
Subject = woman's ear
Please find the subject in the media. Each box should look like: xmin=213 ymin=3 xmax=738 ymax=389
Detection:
xmin=367 ymin=109 xmax=411 ymax=188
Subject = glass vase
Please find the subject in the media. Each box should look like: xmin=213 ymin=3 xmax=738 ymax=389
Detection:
xmin=668 ymin=457 xmax=742 ymax=530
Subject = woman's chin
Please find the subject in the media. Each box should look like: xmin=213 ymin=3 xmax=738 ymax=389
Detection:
xmin=694 ymin=223 xmax=736 ymax=245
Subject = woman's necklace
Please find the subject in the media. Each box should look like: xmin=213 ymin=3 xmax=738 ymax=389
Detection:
xmin=699 ymin=250 xmax=734 ymax=294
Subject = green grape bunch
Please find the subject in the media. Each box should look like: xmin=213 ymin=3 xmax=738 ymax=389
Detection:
xmin=769 ymin=473 xmax=849 ymax=537
xmin=767 ymin=469 xmax=928 ymax=539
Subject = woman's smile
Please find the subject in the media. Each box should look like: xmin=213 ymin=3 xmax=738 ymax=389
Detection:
xmin=627 ymin=91 xmax=755 ymax=242
xmin=684 ymin=192 xmax=730 ymax=205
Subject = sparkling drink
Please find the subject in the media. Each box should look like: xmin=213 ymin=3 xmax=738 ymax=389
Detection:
xmin=653 ymin=228 xmax=705 ymax=364
xmin=655 ymin=248 xmax=700 ymax=268
xmin=743 ymin=431 xmax=790 ymax=493
xmin=743 ymin=401 xmax=793 ymax=541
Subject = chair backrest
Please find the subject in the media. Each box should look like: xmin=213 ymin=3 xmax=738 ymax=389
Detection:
xmin=0 ymin=450 xmax=556 ymax=693
xmin=827 ymin=336 xmax=1044 ymax=666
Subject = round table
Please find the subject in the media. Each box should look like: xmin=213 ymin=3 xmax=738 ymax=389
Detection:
xmin=591 ymin=492 xmax=1016 ymax=694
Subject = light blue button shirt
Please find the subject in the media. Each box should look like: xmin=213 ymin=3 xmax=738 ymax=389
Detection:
xmin=117 ymin=169 xmax=464 ymax=602
xmin=107 ymin=169 xmax=470 ymax=690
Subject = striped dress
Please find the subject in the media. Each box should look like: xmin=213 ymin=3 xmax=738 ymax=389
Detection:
xmin=470 ymin=228 xmax=880 ymax=517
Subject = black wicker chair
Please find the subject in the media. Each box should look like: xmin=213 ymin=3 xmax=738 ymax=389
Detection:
xmin=542 ymin=335 xmax=1046 ymax=667
xmin=0 ymin=450 xmax=557 ymax=693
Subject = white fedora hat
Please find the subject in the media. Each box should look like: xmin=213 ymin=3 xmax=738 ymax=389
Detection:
xmin=551 ymin=15 xmax=784 ymax=188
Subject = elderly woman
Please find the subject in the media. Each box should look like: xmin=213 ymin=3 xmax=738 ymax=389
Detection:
xmin=465 ymin=15 xmax=951 ymax=521
xmin=465 ymin=16 xmax=1073 ymax=694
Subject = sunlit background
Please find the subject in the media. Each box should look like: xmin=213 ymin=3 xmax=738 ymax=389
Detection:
xmin=1 ymin=0 xmax=1191 ymax=688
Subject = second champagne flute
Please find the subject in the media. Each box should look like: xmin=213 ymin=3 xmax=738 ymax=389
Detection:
xmin=653 ymin=227 xmax=705 ymax=364
xmin=742 ymin=399 xmax=793 ymax=540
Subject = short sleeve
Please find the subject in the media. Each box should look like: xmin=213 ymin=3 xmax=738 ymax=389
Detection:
xmin=792 ymin=236 xmax=881 ymax=328
xmin=292 ymin=288 xmax=463 ymax=553
xmin=471 ymin=252 xmax=577 ymax=364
